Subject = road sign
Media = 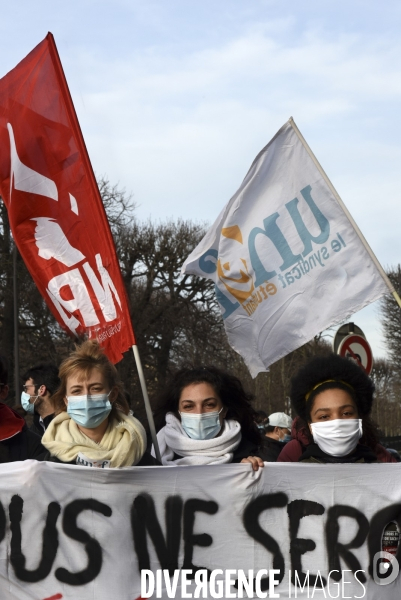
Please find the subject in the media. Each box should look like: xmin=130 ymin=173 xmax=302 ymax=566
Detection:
xmin=333 ymin=322 xmax=365 ymax=354
xmin=338 ymin=333 xmax=373 ymax=375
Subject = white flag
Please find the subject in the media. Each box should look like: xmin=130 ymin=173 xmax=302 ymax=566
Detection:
xmin=182 ymin=118 xmax=391 ymax=377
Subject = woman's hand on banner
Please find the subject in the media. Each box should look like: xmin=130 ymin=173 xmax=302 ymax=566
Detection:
xmin=241 ymin=456 xmax=265 ymax=471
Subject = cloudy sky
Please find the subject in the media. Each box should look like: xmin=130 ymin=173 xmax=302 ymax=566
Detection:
xmin=1 ymin=0 xmax=400 ymax=359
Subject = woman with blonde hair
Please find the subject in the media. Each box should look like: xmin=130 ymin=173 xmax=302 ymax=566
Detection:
xmin=41 ymin=340 xmax=159 ymax=467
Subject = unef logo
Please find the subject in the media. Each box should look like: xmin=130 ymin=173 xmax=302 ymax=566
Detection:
xmin=215 ymin=225 xmax=278 ymax=318
xmin=199 ymin=185 xmax=330 ymax=319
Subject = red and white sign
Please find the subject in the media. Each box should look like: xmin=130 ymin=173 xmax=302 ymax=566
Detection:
xmin=338 ymin=333 xmax=373 ymax=374
xmin=0 ymin=33 xmax=135 ymax=363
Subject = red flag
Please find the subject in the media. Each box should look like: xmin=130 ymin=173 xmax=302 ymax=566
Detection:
xmin=0 ymin=33 xmax=135 ymax=363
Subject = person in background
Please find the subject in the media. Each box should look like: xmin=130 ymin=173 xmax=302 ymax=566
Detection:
xmin=41 ymin=340 xmax=159 ymax=467
xmin=0 ymin=353 xmax=45 ymax=462
xmin=153 ymin=366 xmax=264 ymax=470
xmin=255 ymin=410 xmax=269 ymax=432
xmin=22 ymin=363 xmax=60 ymax=437
xmin=259 ymin=411 xmax=292 ymax=462
xmin=278 ymin=354 xmax=397 ymax=463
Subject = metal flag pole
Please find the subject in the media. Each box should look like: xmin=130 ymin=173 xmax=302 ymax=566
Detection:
xmin=289 ymin=117 xmax=401 ymax=309
xmin=131 ymin=344 xmax=162 ymax=463
xmin=13 ymin=244 xmax=20 ymax=402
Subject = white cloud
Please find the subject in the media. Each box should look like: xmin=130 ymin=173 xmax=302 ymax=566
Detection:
xmin=3 ymin=3 xmax=399 ymax=360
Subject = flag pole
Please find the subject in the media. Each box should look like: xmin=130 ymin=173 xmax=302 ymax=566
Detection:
xmin=131 ymin=344 xmax=162 ymax=463
xmin=289 ymin=117 xmax=401 ymax=307
xmin=13 ymin=244 xmax=20 ymax=402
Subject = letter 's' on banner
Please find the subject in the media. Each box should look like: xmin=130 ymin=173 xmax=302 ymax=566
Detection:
xmin=0 ymin=33 xmax=135 ymax=363
xmin=182 ymin=118 xmax=393 ymax=376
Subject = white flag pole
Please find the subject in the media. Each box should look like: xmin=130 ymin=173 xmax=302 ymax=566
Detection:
xmin=131 ymin=344 xmax=162 ymax=463
xmin=289 ymin=117 xmax=401 ymax=310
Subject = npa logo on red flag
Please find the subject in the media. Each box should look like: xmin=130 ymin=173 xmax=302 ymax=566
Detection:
xmin=0 ymin=33 xmax=135 ymax=363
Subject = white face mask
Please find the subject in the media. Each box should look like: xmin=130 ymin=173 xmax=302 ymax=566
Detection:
xmin=310 ymin=419 xmax=363 ymax=457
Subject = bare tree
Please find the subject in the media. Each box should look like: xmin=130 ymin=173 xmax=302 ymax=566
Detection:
xmin=0 ymin=177 xmax=352 ymax=427
xmin=381 ymin=266 xmax=401 ymax=373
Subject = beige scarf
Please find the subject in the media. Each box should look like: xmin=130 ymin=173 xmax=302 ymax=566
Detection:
xmin=42 ymin=411 xmax=146 ymax=467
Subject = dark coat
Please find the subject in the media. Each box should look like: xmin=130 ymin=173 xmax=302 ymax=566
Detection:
xmin=0 ymin=403 xmax=45 ymax=462
xmin=30 ymin=412 xmax=54 ymax=438
xmin=258 ymin=437 xmax=286 ymax=462
xmin=231 ymin=435 xmax=260 ymax=463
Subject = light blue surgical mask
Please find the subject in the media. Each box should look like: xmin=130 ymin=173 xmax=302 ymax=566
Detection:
xmin=21 ymin=391 xmax=38 ymax=415
xmin=281 ymin=434 xmax=292 ymax=443
xmin=180 ymin=408 xmax=224 ymax=440
xmin=67 ymin=393 xmax=112 ymax=429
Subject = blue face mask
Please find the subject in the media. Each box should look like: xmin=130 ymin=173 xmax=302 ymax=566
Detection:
xmin=281 ymin=434 xmax=292 ymax=443
xmin=180 ymin=408 xmax=223 ymax=440
xmin=21 ymin=391 xmax=38 ymax=414
xmin=67 ymin=393 xmax=112 ymax=429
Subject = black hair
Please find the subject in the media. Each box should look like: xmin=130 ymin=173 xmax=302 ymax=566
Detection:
xmin=290 ymin=353 xmax=375 ymax=422
xmin=22 ymin=363 xmax=60 ymax=395
xmin=154 ymin=365 xmax=261 ymax=445
xmin=290 ymin=353 xmax=379 ymax=450
xmin=255 ymin=410 xmax=268 ymax=423
xmin=0 ymin=354 xmax=8 ymax=386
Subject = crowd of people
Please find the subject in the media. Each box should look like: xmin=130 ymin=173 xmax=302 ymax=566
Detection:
xmin=0 ymin=340 xmax=398 ymax=467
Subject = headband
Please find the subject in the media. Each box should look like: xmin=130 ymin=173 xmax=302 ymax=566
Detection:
xmin=305 ymin=379 xmax=354 ymax=402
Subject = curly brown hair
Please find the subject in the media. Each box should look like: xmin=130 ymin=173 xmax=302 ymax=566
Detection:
xmin=154 ymin=365 xmax=261 ymax=446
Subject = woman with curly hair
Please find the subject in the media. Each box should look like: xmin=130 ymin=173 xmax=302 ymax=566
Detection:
xmin=278 ymin=354 xmax=396 ymax=463
xmin=152 ymin=366 xmax=264 ymax=470
xmin=41 ymin=340 xmax=159 ymax=467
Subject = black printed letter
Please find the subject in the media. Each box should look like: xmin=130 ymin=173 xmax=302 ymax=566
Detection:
xmin=131 ymin=493 xmax=183 ymax=574
xmin=9 ymin=495 xmax=61 ymax=582
xmin=182 ymin=499 xmax=218 ymax=574
xmin=55 ymin=499 xmax=112 ymax=585
xmin=326 ymin=505 xmax=369 ymax=583
xmin=287 ymin=499 xmax=326 ymax=587
xmin=243 ymin=493 xmax=287 ymax=591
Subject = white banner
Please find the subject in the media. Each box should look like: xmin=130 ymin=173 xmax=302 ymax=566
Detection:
xmin=0 ymin=461 xmax=401 ymax=599
xmin=182 ymin=119 xmax=389 ymax=376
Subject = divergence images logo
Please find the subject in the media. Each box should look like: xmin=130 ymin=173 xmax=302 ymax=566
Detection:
xmin=373 ymin=551 xmax=400 ymax=585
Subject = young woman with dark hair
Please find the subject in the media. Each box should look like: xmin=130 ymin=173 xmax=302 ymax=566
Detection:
xmin=278 ymin=354 xmax=396 ymax=463
xmin=152 ymin=366 xmax=264 ymax=470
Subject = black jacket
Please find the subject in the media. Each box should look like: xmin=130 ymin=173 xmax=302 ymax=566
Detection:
xmin=0 ymin=427 xmax=45 ymax=463
xmin=30 ymin=412 xmax=54 ymax=438
xmin=231 ymin=435 xmax=260 ymax=462
xmin=258 ymin=437 xmax=285 ymax=462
